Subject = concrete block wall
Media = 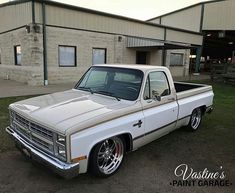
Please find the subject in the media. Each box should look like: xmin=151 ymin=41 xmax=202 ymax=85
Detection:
xmin=46 ymin=27 xmax=167 ymax=84
xmin=114 ymin=35 xmax=125 ymax=63
xmin=0 ymin=25 xmax=44 ymax=85
xmin=45 ymin=28 xmax=190 ymax=84
xmin=149 ymin=49 xmax=163 ymax=66
xmin=123 ymin=46 xmax=163 ymax=66
xmin=0 ymin=24 xmax=191 ymax=85
xmin=46 ymin=27 xmax=117 ymax=84
xmin=165 ymin=49 xmax=190 ymax=77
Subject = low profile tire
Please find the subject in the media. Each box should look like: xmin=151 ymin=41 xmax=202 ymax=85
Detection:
xmin=89 ymin=136 xmax=125 ymax=177
xmin=187 ymin=108 xmax=202 ymax=131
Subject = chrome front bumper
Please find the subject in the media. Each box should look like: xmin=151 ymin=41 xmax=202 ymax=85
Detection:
xmin=6 ymin=126 xmax=79 ymax=179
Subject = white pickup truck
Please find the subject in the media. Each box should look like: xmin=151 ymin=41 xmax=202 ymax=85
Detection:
xmin=6 ymin=64 xmax=213 ymax=178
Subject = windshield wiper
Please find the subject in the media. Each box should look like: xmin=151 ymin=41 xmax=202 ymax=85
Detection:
xmin=95 ymin=90 xmax=121 ymax=101
xmin=77 ymin=86 xmax=94 ymax=94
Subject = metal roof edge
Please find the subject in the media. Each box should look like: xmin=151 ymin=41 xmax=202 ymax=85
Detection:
xmin=38 ymin=0 xmax=203 ymax=36
xmin=146 ymin=0 xmax=226 ymax=21
xmin=0 ymin=0 xmax=203 ymax=36
xmin=0 ymin=0 xmax=31 ymax=8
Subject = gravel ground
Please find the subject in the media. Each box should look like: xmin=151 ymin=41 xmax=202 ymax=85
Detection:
xmin=0 ymin=126 xmax=234 ymax=193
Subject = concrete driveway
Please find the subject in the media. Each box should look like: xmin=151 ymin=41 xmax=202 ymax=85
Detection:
xmin=0 ymin=79 xmax=75 ymax=98
xmin=0 ymin=74 xmax=210 ymax=98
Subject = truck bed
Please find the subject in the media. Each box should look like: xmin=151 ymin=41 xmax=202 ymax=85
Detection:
xmin=174 ymin=82 xmax=213 ymax=100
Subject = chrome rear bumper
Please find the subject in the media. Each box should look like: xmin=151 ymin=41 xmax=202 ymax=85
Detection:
xmin=6 ymin=126 xmax=79 ymax=179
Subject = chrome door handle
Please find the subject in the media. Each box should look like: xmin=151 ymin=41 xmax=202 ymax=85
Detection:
xmin=133 ymin=120 xmax=143 ymax=128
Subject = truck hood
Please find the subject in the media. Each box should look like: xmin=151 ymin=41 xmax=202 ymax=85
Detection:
xmin=10 ymin=89 xmax=141 ymax=134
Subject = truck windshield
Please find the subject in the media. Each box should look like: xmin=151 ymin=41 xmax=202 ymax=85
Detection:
xmin=75 ymin=66 xmax=144 ymax=101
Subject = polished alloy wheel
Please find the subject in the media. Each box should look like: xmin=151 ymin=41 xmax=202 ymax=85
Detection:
xmin=96 ymin=137 xmax=124 ymax=175
xmin=190 ymin=108 xmax=202 ymax=130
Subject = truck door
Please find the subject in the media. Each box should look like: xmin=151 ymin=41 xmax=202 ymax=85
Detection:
xmin=141 ymin=70 xmax=178 ymax=144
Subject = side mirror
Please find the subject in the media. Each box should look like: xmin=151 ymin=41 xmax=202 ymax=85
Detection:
xmin=152 ymin=90 xmax=161 ymax=101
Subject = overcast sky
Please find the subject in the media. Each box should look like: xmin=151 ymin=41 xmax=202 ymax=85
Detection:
xmin=0 ymin=0 xmax=212 ymax=20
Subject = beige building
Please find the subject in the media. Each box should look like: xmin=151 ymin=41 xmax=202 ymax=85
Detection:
xmin=148 ymin=0 xmax=235 ymax=71
xmin=0 ymin=0 xmax=203 ymax=85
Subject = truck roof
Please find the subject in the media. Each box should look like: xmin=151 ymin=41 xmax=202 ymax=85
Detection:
xmin=94 ymin=64 xmax=168 ymax=73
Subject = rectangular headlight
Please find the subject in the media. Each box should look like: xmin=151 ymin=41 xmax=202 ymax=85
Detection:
xmin=58 ymin=145 xmax=66 ymax=157
xmin=57 ymin=135 xmax=66 ymax=145
xmin=56 ymin=134 xmax=66 ymax=160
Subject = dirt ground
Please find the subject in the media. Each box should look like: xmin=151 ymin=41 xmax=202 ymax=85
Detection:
xmin=0 ymin=126 xmax=234 ymax=193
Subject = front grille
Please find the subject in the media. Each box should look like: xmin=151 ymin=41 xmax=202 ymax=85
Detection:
xmin=10 ymin=111 xmax=55 ymax=155
xmin=31 ymin=135 xmax=53 ymax=152
xmin=31 ymin=123 xmax=53 ymax=140
xmin=15 ymin=113 xmax=29 ymax=129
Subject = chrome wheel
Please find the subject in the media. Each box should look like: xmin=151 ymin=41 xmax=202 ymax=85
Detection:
xmin=190 ymin=108 xmax=202 ymax=130
xmin=96 ymin=137 xmax=124 ymax=175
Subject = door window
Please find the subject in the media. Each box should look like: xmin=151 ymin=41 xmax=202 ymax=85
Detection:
xmin=143 ymin=71 xmax=170 ymax=100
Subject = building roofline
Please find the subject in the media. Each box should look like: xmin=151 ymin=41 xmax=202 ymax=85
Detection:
xmin=146 ymin=0 xmax=226 ymax=21
xmin=0 ymin=0 xmax=31 ymax=8
xmin=0 ymin=0 xmax=202 ymax=36
xmin=38 ymin=0 xmax=203 ymax=35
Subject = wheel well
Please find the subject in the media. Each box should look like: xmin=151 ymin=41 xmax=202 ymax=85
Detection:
xmin=200 ymin=105 xmax=207 ymax=115
xmin=88 ymin=133 xmax=133 ymax=171
xmin=118 ymin=133 xmax=133 ymax=153
xmin=191 ymin=105 xmax=206 ymax=116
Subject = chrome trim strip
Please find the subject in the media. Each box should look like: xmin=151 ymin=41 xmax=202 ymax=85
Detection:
xmin=133 ymin=114 xmax=191 ymax=141
xmin=31 ymin=132 xmax=53 ymax=145
xmin=13 ymin=121 xmax=30 ymax=133
xmin=6 ymin=126 xmax=79 ymax=178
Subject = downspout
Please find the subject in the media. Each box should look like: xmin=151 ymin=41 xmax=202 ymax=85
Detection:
xmin=32 ymin=0 xmax=35 ymax=24
xmin=42 ymin=1 xmax=48 ymax=85
xmin=195 ymin=47 xmax=202 ymax=74
xmin=195 ymin=3 xmax=205 ymax=74
xmin=162 ymin=27 xmax=167 ymax=66
xmin=199 ymin=3 xmax=205 ymax=33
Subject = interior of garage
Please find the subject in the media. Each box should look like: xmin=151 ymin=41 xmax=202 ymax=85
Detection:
xmin=203 ymin=30 xmax=235 ymax=61
xmin=189 ymin=30 xmax=235 ymax=74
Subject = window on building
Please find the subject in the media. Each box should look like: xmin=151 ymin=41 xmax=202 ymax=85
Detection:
xmin=92 ymin=48 xmax=106 ymax=65
xmin=14 ymin=45 xmax=21 ymax=65
xmin=59 ymin=46 xmax=76 ymax=67
xmin=143 ymin=71 xmax=170 ymax=100
xmin=170 ymin=53 xmax=184 ymax=66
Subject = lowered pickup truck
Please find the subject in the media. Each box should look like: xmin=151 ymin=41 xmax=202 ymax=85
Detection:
xmin=6 ymin=64 xmax=213 ymax=178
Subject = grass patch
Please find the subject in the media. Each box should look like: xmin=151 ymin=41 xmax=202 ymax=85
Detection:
xmin=190 ymin=81 xmax=235 ymax=128
xmin=187 ymin=81 xmax=235 ymax=151
xmin=0 ymin=96 xmax=36 ymax=152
